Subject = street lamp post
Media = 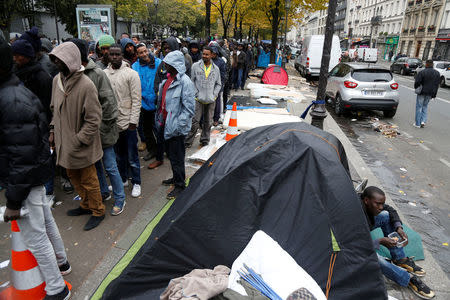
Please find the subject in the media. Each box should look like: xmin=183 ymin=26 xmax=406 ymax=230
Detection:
xmin=283 ymin=0 xmax=292 ymax=68
xmin=154 ymin=0 xmax=159 ymax=39
xmin=310 ymin=0 xmax=338 ymax=129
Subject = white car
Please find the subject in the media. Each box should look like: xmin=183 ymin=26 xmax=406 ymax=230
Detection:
xmin=414 ymin=61 xmax=450 ymax=87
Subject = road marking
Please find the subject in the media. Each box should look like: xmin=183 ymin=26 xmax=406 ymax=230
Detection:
xmin=398 ymin=86 xmax=450 ymax=104
xmin=401 ymin=131 xmax=413 ymax=138
xmin=439 ymin=157 xmax=450 ymax=168
xmin=418 ymin=143 xmax=430 ymax=151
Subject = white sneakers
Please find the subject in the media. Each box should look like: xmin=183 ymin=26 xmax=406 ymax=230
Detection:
xmin=131 ymin=184 xmax=141 ymax=198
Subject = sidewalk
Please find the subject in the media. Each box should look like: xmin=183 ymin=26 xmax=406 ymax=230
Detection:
xmin=19 ymin=65 xmax=448 ymax=299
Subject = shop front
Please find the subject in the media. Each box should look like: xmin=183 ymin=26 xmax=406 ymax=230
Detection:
xmin=383 ymin=36 xmax=399 ymax=61
xmin=434 ymin=29 xmax=450 ymax=61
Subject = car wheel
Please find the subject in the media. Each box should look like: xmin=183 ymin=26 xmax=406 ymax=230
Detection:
xmin=400 ymin=68 xmax=405 ymax=75
xmin=334 ymin=95 xmax=345 ymax=116
xmin=383 ymin=109 xmax=397 ymax=118
xmin=440 ymin=76 xmax=446 ymax=88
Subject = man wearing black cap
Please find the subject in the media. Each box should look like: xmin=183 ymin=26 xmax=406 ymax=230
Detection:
xmin=1 ymin=36 xmax=71 ymax=300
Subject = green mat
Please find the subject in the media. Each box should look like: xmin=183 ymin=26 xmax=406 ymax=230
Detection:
xmin=370 ymin=224 xmax=424 ymax=261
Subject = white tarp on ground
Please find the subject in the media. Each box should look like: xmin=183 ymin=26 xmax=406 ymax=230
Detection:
xmin=223 ymin=108 xmax=302 ymax=131
xmin=187 ymin=130 xmax=227 ymax=163
xmin=228 ymin=230 xmax=327 ymax=300
xmin=257 ymin=98 xmax=278 ymax=105
xmin=247 ymin=83 xmax=307 ymax=103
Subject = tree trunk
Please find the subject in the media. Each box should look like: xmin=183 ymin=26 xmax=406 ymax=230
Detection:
xmin=239 ymin=17 xmax=242 ymax=41
xmin=205 ymin=0 xmax=211 ymax=40
xmin=233 ymin=10 xmax=237 ymax=39
xmin=223 ymin=24 xmax=228 ymax=39
xmin=270 ymin=0 xmax=280 ymax=64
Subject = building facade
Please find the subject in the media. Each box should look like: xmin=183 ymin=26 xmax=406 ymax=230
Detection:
xmin=399 ymin=0 xmax=445 ymax=60
xmin=434 ymin=0 xmax=450 ymax=59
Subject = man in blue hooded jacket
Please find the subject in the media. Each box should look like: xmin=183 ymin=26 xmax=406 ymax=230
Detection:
xmin=133 ymin=43 xmax=162 ymax=163
xmin=155 ymin=50 xmax=195 ymax=199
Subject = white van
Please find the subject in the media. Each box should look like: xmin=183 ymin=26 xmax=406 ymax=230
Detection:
xmin=356 ymin=48 xmax=378 ymax=63
xmin=295 ymin=35 xmax=341 ymax=78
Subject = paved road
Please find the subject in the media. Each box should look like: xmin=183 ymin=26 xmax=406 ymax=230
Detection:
xmin=328 ymin=70 xmax=450 ymax=278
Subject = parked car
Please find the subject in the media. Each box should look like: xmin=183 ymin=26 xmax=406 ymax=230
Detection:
xmin=441 ymin=67 xmax=450 ymax=87
xmin=295 ymin=35 xmax=341 ymax=79
xmin=414 ymin=61 xmax=450 ymax=87
xmin=326 ymin=63 xmax=400 ymax=117
xmin=390 ymin=57 xmax=422 ymax=75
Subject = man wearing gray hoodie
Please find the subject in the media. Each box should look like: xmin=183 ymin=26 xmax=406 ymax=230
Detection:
xmin=185 ymin=46 xmax=222 ymax=147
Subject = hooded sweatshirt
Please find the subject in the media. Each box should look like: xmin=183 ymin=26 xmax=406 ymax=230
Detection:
xmin=49 ymin=42 xmax=103 ymax=169
xmin=156 ymin=51 xmax=196 ymax=140
xmin=120 ymin=38 xmax=137 ymax=65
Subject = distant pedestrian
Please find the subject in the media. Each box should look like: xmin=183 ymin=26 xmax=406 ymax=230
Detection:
xmin=1 ymin=36 xmax=71 ymax=299
xmin=413 ymin=59 xmax=440 ymax=128
xmin=50 ymin=42 xmax=105 ymax=231
xmin=155 ymin=50 xmax=195 ymax=199
xmin=132 ymin=43 xmax=162 ymax=165
xmin=389 ymin=49 xmax=394 ymax=62
xmin=210 ymin=46 xmax=227 ymax=126
xmin=185 ymin=46 xmax=222 ymax=147
xmin=105 ymin=44 xmax=142 ymax=198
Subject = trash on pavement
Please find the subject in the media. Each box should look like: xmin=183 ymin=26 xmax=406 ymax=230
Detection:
xmin=247 ymin=83 xmax=306 ymax=103
xmin=408 ymin=202 xmax=417 ymax=207
xmin=399 ymin=168 xmax=407 ymax=173
xmin=0 ymin=260 xmax=9 ymax=269
xmin=257 ymin=98 xmax=278 ymax=105
xmin=370 ymin=118 xmax=400 ymax=137
xmin=188 ymin=131 xmax=227 ymax=163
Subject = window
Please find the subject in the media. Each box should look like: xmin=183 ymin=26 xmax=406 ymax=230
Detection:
xmin=337 ymin=64 xmax=351 ymax=77
xmin=330 ymin=65 xmax=340 ymax=76
xmin=351 ymin=69 xmax=393 ymax=82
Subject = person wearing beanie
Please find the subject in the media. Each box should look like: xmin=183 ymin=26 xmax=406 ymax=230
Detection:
xmin=72 ymin=38 xmax=126 ymax=216
xmin=97 ymin=34 xmax=115 ymax=70
xmin=0 ymin=36 xmax=71 ymax=300
xmin=120 ymin=37 xmax=137 ymax=65
xmin=49 ymin=42 xmax=105 ymax=231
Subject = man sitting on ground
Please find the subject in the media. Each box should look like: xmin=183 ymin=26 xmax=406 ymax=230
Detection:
xmin=361 ymin=186 xmax=434 ymax=299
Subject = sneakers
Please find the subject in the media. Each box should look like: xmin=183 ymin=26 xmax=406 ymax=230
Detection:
xmin=111 ymin=201 xmax=126 ymax=216
xmin=138 ymin=142 xmax=147 ymax=152
xmin=61 ymin=179 xmax=74 ymax=194
xmin=123 ymin=180 xmax=129 ymax=187
xmin=148 ymin=160 xmax=163 ymax=169
xmin=131 ymin=184 xmax=141 ymax=197
xmin=67 ymin=207 xmax=91 ymax=216
xmin=102 ymin=193 xmax=112 ymax=202
xmin=394 ymin=257 xmax=426 ymax=276
xmin=84 ymin=215 xmax=105 ymax=231
xmin=43 ymin=285 xmax=71 ymax=300
xmin=167 ymin=186 xmax=185 ymax=199
xmin=162 ymin=178 xmax=175 ymax=186
xmin=413 ymin=123 xmax=421 ymax=128
xmin=409 ymin=275 xmax=435 ymax=299
xmin=201 ymin=141 xmax=209 ymax=147
xmin=108 ymin=185 xmax=113 ymax=192
xmin=59 ymin=261 xmax=72 ymax=276
xmin=421 ymin=122 xmax=426 ymax=128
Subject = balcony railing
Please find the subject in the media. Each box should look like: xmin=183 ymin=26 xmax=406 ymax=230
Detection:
xmin=408 ymin=1 xmax=414 ymax=6
xmin=418 ymin=26 xmax=425 ymax=32
xmin=403 ymin=28 xmax=409 ymax=33
xmin=428 ymin=25 xmax=436 ymax=31
xmin=335 ymin=14 xmax=346 ymax=21
xmin=416 ymin=0 xmax=423 ymax=4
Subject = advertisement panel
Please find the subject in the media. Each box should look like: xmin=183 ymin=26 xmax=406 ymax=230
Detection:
xmin=76 ymin=5 xmax=114 ymax=42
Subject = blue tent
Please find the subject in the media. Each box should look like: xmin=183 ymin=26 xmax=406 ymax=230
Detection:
xmin=257 ymin=50 xmax=282 ymax=68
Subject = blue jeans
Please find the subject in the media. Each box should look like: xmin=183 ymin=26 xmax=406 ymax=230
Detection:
xmin=95 ymin=146 xmax=126 ymax=206
xmin=115 ymin=129 xmax=141 ymax=185
xmin=415 ymin=94 xmax=431 ymax=126
xmin=374 ymin=210 xmax=410 ymax=286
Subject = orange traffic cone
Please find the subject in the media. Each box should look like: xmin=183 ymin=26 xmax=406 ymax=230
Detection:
xmin=0 ymin=221 xmax=72 ymax=300
xmin=225 ymin=102 xmax=239 ymax=141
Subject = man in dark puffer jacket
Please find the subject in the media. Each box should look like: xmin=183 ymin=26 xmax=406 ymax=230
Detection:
xmin=0 ymin=37 xmax=71 ymax=299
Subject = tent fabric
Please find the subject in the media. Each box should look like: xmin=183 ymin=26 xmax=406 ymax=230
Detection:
xmin=102 ymin=122 xmax=387 ymax=300
xmin=261 ymin=66 xmax=289 ymax=86
xmin=257 ymin=51 xmax=282 ymax=68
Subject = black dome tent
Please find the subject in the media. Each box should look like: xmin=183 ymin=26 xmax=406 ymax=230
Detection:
xmin=100 ymin=122 xmax=387 ymax=299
